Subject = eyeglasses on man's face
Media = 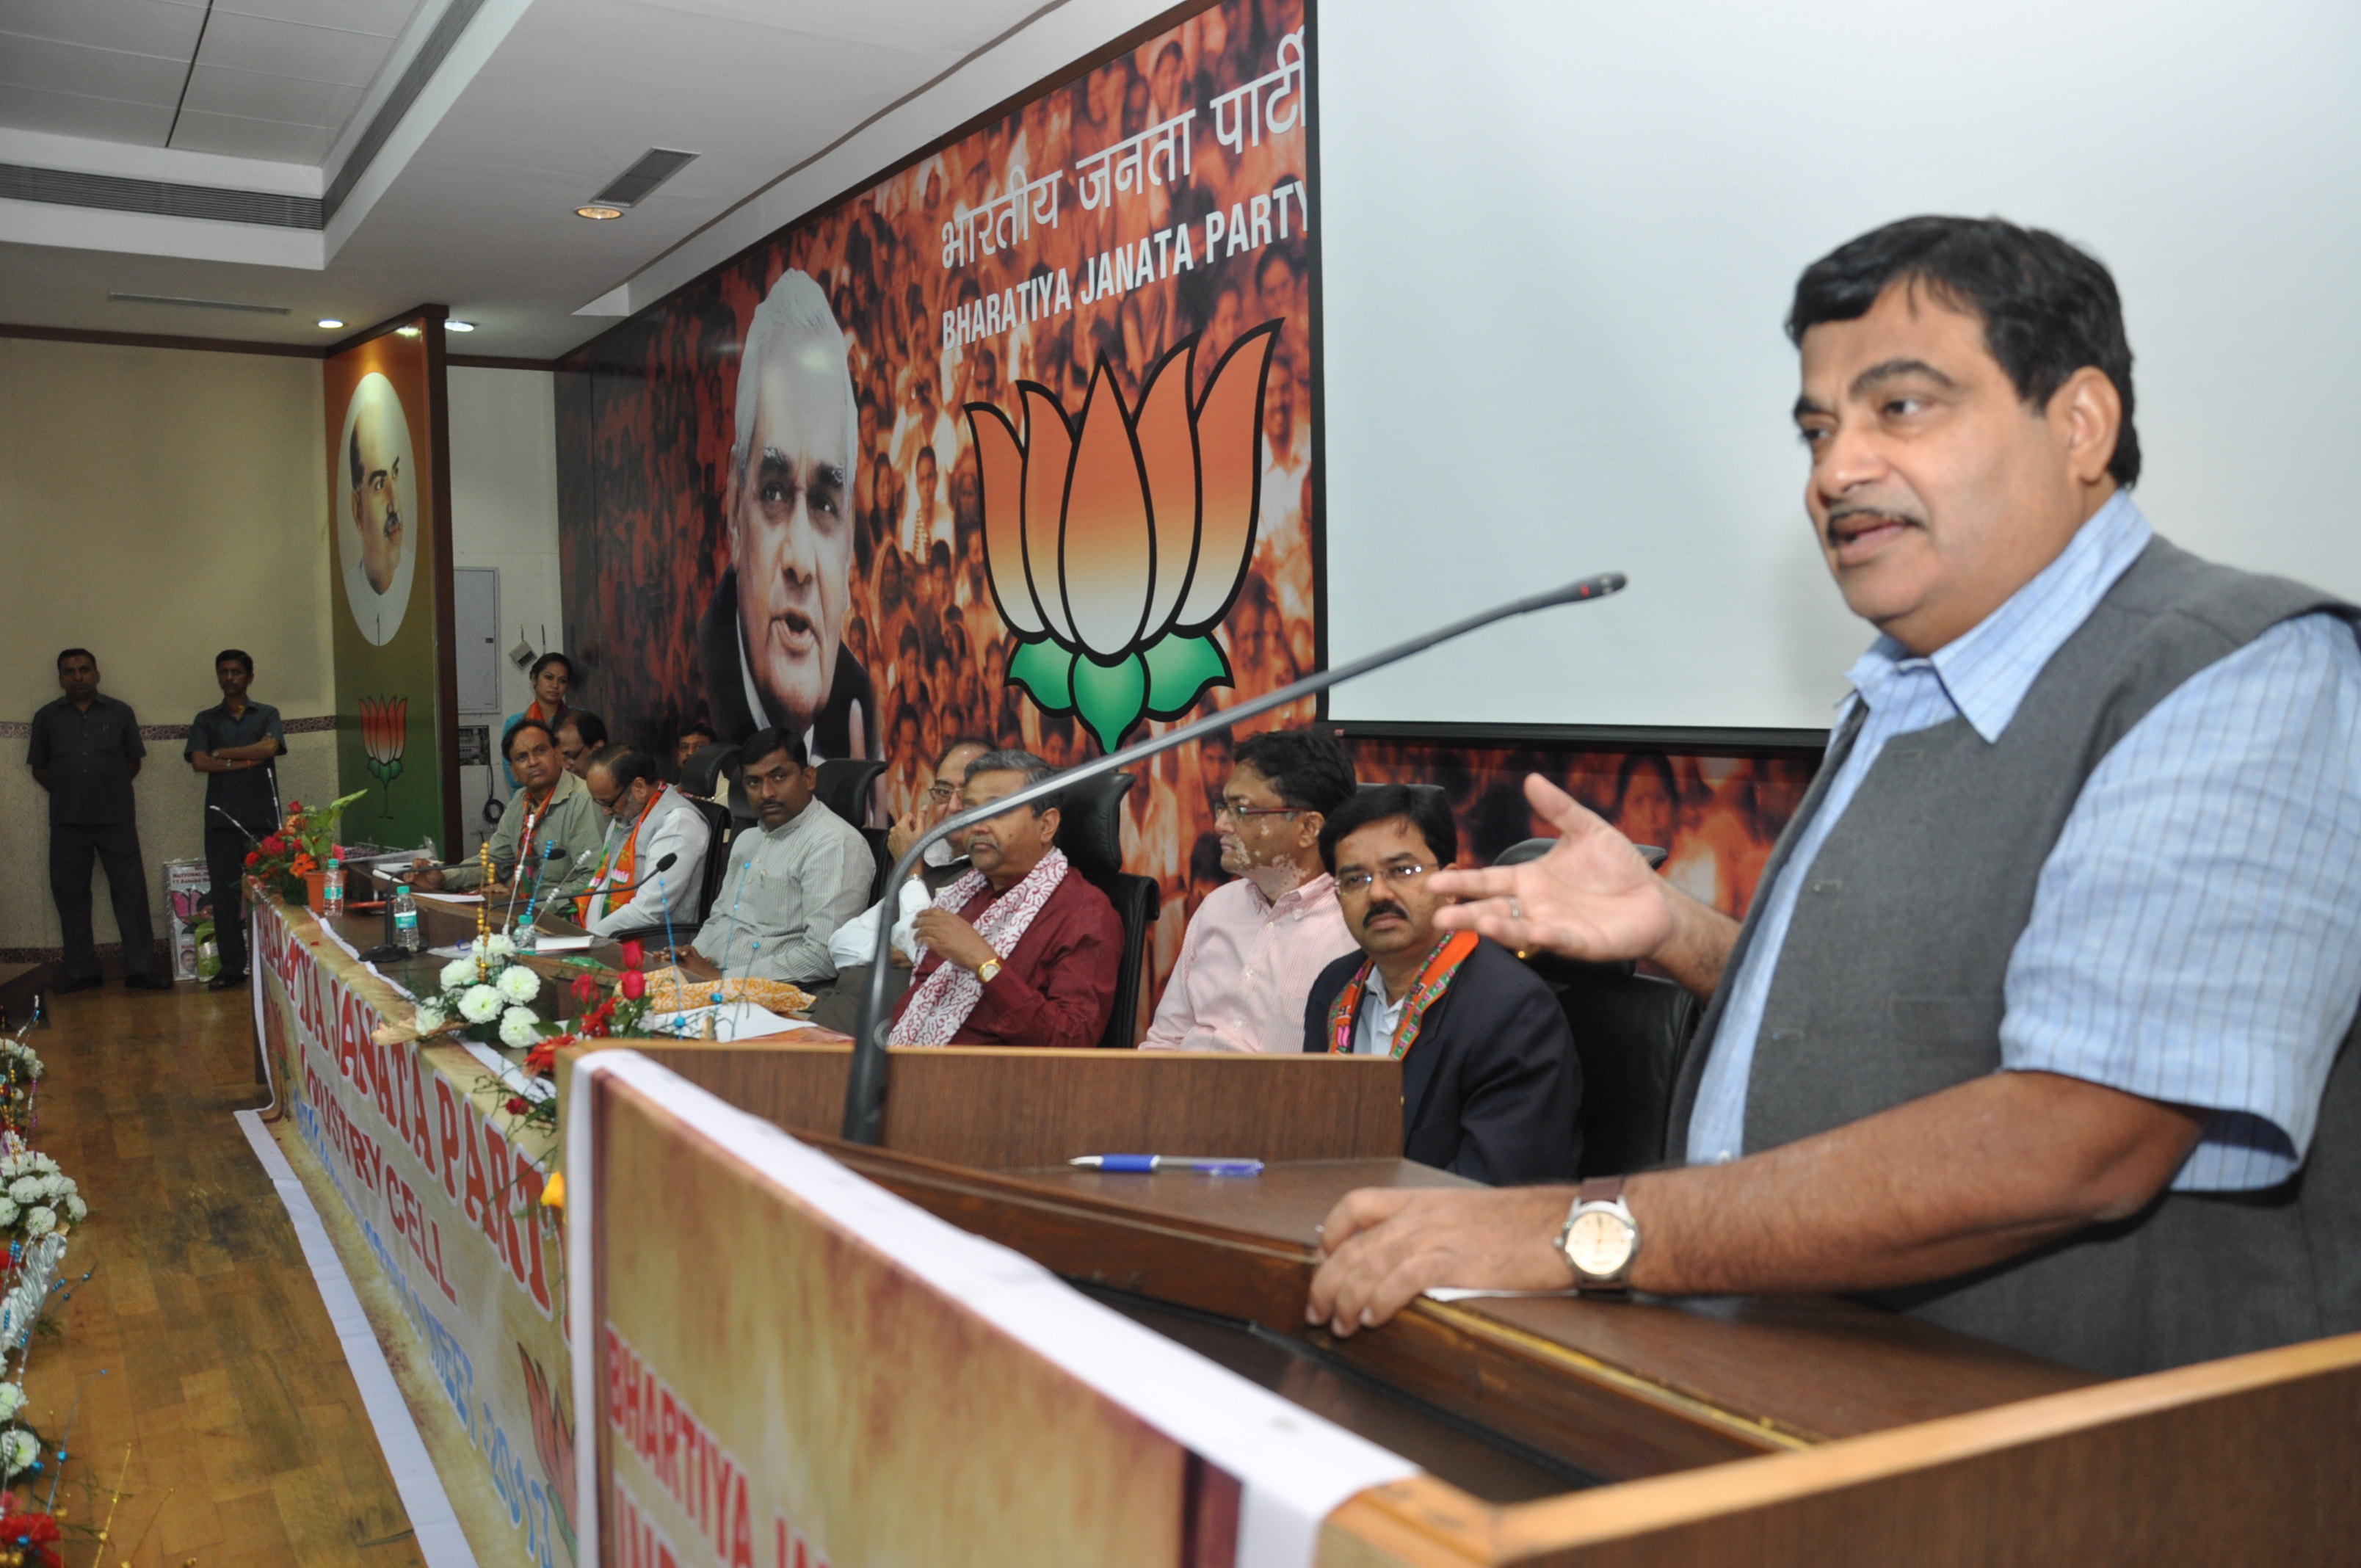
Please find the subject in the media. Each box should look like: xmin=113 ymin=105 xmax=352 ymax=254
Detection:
xmin=1214 ymin=799 xmax=1299 ymax=823
xmin=926 ymin=779 xmax=962 ymax=803
xmin=1335 ymin=862 xmax=1432 ymax=896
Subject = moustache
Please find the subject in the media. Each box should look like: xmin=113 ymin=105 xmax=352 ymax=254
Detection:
xmin=1823 ymin=504 xmax=1921 ymax=548
xmin=382 ymin=508 xmax=402 ymax=540
xmin=1361 ymin=900 xmax=1407 ymax=931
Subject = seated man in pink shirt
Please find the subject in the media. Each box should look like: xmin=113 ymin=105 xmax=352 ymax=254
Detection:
xmin=1141 ymin=727 xmax=1360 ymax=1053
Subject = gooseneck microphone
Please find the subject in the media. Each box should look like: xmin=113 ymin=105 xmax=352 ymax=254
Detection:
xmin=841 ymin=570 xmax=1628 ymax=1144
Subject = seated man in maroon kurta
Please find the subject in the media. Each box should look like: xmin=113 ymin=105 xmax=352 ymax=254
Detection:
xmin=890 ymin=749 xmax=1123 ymax=1049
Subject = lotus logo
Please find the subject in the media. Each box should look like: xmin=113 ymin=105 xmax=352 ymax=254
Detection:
xmin=358 ymin=695 xmax=407 ymax=816
xmin=967 ymin=324 xmax=1280 ymax=750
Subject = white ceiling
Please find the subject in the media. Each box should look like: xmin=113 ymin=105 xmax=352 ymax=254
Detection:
xmin=0 ymin=0 xmax=426 ymax=161
xmin=0 ymin=0 xmax=1175 ymax=359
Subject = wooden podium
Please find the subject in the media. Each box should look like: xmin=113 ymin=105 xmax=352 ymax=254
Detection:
xmin=591 ymin=1038 xmax=2361 ymax=1565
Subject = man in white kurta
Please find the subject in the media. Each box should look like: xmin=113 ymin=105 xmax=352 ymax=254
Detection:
xmin=685 ymin=728 xmax=874 ymax=984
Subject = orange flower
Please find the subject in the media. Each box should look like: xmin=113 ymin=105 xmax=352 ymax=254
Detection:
xmin=966 ymin=324 xmax=1279 ymax=749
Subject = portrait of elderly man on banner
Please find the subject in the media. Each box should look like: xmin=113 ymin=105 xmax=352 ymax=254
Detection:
xmin=698 ymin=269 xmax=882 ymax=761
xmin=337 ymin=371 xmax=418 ymax=647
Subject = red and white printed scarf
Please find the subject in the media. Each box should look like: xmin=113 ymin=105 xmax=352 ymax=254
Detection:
xmin=892 ymin=847 xmax=1070 ymax=1045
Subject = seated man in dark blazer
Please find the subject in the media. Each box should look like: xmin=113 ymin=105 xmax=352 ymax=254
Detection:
xmin=1302 ymin=785 xmax=1581 ymax=1184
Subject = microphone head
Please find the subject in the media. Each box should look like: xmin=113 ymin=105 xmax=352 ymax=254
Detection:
xmin=546 ymin=843 xmax=567 ymax=859
xmin=655 ymin=853 xmax=679 ymax=873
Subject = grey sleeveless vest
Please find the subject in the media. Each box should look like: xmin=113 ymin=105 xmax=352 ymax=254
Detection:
xmin=1667 ymin=537 xmax=2361 ymax=1376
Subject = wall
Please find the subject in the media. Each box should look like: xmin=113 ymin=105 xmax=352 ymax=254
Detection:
xmin=0 ymin=335 xmax=338 ymax=959
xmin=446 ymin=365 xmax=564 ymax=852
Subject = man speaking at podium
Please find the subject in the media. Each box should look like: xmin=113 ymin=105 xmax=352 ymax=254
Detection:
xmin=1307 ymin=217 xmax=2361 ymax=1377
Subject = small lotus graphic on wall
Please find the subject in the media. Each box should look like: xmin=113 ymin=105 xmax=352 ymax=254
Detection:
xmin=358 ymin=695 xmax=407 ymax=816
xmin=967 ymin=323 xmax=1280 ymax=750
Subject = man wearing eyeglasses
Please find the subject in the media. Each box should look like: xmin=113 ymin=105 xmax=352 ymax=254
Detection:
xmin=1142 ymin=727 xmax=1359 ymax=1053
xmin=1301 ymin=783 xmax=1581 ymax=1184
xmin=807 ymin=736 xmax=993 ymax=1034
xmin=576 ymin=744 xmax=708 ymax=938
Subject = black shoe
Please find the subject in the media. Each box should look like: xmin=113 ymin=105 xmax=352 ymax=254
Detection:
xmin=123 ymin=973 xmax=173 ymax=990
xmin=206 ymin=972 xmax=249 ymax=992
xmin=53 ymin=976 xmax=102 ymax=994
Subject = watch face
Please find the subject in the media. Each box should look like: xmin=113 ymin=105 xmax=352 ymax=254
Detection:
xmin=1566 ymin=1208 xmax=1636 ymax=1278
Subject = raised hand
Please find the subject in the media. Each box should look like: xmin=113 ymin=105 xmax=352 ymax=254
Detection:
xmin=1429 ymin=774 xmax=1675 ymax=962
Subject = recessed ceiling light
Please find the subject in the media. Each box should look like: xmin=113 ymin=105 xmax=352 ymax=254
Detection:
xmin=396 ymin=325 xmax=421 ymax=338
xmin=317 ymin=318 xmax=344 ymax=329
xmin=447 ymin=320 xmax=475 ymax=333
xmin=576 ymin=205 xmax=623 ymax=221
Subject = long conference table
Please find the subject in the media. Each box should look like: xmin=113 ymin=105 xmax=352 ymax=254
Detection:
xmin=271 ymin=890 xmax=2360 ymax=1567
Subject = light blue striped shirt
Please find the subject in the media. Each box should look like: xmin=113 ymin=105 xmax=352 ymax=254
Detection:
xmin=1686 ymin=494 xmax=2361 ymax=1190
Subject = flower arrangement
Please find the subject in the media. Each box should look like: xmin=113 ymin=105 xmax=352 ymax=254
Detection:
xmin=0 ymin=1154 xmax=81 ymax=1243
xmin=241 ymin=788 xmax=369 ymax=901
xmin=410 ymin=934 xmax=562 ymax=1051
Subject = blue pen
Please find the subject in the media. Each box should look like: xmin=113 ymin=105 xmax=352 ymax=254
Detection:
xmin=1069 ymin=1155 xmax=1264 ymax=1176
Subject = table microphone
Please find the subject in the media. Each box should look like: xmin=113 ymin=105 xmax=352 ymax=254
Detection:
xmin=504 ymin=842 xmax=567 ymax=934
xmin=842 ymin=570 xmax=1628 ymax=1144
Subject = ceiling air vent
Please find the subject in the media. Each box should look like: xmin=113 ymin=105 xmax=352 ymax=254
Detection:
xmin=589 ymin=149 xmax=698 ymax=209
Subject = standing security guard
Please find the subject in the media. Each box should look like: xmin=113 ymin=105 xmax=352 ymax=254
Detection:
xmin=27 ymin=648 xmax=166 ymax=991
xmin=186 ymin=649 xmax=285 ymax=990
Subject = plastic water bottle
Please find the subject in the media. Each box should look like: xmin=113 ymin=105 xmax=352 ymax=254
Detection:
xmin=322 ymin=853 xmax=346 ymax=919
xmin=392 ymin=882 xmax=422 ymax=951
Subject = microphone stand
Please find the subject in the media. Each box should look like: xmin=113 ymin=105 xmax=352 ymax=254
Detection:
xmin=841 ymin=570 xmax=1627 ymax=1143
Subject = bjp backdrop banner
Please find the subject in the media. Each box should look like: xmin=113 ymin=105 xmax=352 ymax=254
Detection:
xmin=556 ymin=0 xmax=1315 ymax=984
xmin=256 ymin=898 xmax=577 ymax=1567
xmin=566 ymin=1052 xmax=1412 ymax=1568
xmin=327 ymin=315 xmax=456 ymax=856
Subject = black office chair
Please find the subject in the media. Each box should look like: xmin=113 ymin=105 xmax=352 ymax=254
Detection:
xmin=1490 ymin=836 xmax=1697 ymax=1175
xmin=1051 ymin=772 xmax=1158 ymax=1049
xmin=678 ymin=742 xmax=740 ymax=802
xmin=860 ymin=827 xmax=893 ymax=904
xmin=815 ymin=758 xmax=887 ymax=828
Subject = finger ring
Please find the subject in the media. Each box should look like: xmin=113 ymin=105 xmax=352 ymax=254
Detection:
xmin=1509 ymin=899 xmax=1523 ymax=921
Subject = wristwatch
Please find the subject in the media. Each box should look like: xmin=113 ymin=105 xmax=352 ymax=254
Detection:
xmin=974 ymin=956 xmax=1003 ymax=984
xmin=1557 ymin=1176 xmax=1639 ymax=1296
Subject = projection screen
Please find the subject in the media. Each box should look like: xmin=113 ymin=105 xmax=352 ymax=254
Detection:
xmin=1314 ymin=0 xmax=2361 ymax=736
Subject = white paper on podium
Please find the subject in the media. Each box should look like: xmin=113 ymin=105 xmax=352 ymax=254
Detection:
xmin=569 ymin=1053 xmax=1418 ymax=1568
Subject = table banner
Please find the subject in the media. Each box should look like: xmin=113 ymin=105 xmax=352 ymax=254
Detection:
xmin=565 ymin=1052 xmax=1414 ymax=1568
xmin=256 ymin=897 xmax=578 ymax=1567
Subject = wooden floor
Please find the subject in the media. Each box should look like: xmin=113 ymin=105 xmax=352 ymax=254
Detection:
xmin=26 ymin=979 xmax=429 ymax=1567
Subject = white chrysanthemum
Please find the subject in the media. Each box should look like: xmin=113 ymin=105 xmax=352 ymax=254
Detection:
xmin=0 ymin=1198 xmax=17 ymax=1228
xmin=478 ymin=932 xmax=516 ymax=960
xmin=458 ymin=984 xmax=504 ymax=1023
xmin=23 ymin=1206 xmax=54 ymax=1238
xmin=1 ymin=1429 xmax=36 ymax=1476
xmin=498 ymin=1007 xmax=542 ymax=1049
xmin=496 ymin=964 xmax=540 ymax=1005
xmin=0 ymin=1384 xmax=21 ymax=1420
xmin=440 ymin=957 xmax=480 ymax=992
xmin=63 ymin=1195 xmax=85 ymax=1223
xmin=28 ymin=1155 xmax=54 ymax=1175
xmin=5 ymin=1177 xmax=38 ymax=1206
xmin=413 ymin=1000 xmax=446 ymax=1034
xmin=34 ymin=1175 xmax=60 ymax=1201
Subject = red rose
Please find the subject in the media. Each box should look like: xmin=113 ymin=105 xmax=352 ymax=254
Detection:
xmin=620 ymin=969 xmax=645 ymax=1001
xmin=244 ymin=851 xmax=261 ymax=868
xmin=284 ymin=799 xmax=302 ymax=813
xmin=263 ymin=835 xmax=288 ymax=856
xmin=570 ymin=972 xmax=599 ymax=1003
xmin=620 ymin=940 xmax=645 ymax=970
xmin=505 ymin=1096 xmax=530 ymax=1116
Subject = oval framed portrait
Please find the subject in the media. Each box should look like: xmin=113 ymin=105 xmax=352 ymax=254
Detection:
xmin=336 ymin=371 xmax=418 ymax=645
